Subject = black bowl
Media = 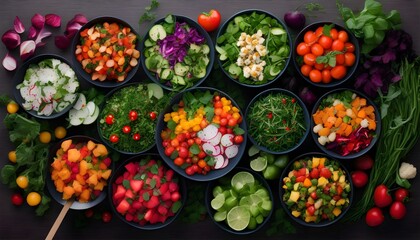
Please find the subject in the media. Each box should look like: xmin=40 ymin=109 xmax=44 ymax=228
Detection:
xmin=216 ymin=9 xmax=292 ymax=88
xmin=71 ymin=16 xmax=141 ymax=88
xmin=293 ymin=21 xmax=360 ymax=88
xmin=205 ymin=167 xmax=274 ymax=234
xmin=140 ymin=15 xmax=214 ymax=91
xmin=155 ymin=87 xmax=247 ymax=181
xmin=245 ymin=88 xmax=310 ymax=154
xmin=46 ymin=135 xmax=112 ymax=210
xmin=96 ymin=82 xmax=170 ymax=155
xmin=279 ymin=152 xmax=354 ymax=227
xmin=13 ymin=54 xmax=79 ymax=119
xmin=311 ymin=88 xmax=381 ymax=159
xmin=108 ymin=153 xmax=187 ymax=230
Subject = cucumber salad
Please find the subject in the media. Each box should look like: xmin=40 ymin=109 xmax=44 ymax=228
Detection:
xmin=17 ymin=58 xmax=79 ymax=116
xmin=143 ymin=15 xmax=211 ymax=90
xmin=216 ymin=11 xmax=290 ymax=85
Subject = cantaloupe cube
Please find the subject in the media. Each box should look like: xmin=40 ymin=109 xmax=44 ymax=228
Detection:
xmin=93 ymin=144 xmax=108 ymax=157
xmin=305 ymin=215 xmax=317 ymax=222
xmin=101 ymin=169 xmax=112 ymax=180
xmin=333 ymin=207 xmax=342 ymax=217
xmin=76 ymin=174 xmax=86 ymax=185
xmin=79 ymin=160 xmax=88 ymax=176
xmin=68 ymin=149 xmax=81 ymax=162
xmin=63 ymin=186 xmax=75 ymax=200
xmin=61 ymin=139 xmax=72 ymax=152
xmin=87 ymin=140 xmax=96 ymax=151
xmin=51 ymin=159 xmax=63 ymax=171
xmin=54 ymin=179 xmax=65 ymax=192
xmin=86 ymin=174 xmax=98 ymax=186
xmin=58 ymin=168 xmax=71 ymax=180
xmin=94 ymin=181 xmax=104 ymax=191
xmin=312 ymin=157 xmax=320 ymax=168
xmin=291 ymin=210 xmax=301 ymax=217
xmin=79 ymin=189 xmax=90 ymax=203
xmin=72 ymin=180 xmax=83 ymax=193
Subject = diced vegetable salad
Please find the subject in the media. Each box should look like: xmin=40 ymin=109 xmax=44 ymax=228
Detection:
xmin=216 ymin=11 xmax=290 ymax=85
xmin=312 ymin=90 xmax=377 ymax=156
xmin=50 ymin=139 xmax=112 ymax=203
xmin=144 ymin=15 xmax=211 ymax=90
xmin=17 ymin=58 xmax=79 ymax=116
xmin=281 ymin=156 xmax=351 ymax=223
xmin=75 ymin=21 xmax=140 ymax=82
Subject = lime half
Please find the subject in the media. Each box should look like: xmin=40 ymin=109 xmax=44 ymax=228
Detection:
xmin=227 ymin=206 xmax=251 ymax=231
xmin=231 ymin=171 xmax=255 ymax=192
xmin=250 ymin=156 xmax=268 ymax=172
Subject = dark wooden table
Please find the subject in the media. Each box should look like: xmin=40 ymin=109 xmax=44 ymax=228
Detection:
xmin=1 ymin=0 xmax=419 ymax=239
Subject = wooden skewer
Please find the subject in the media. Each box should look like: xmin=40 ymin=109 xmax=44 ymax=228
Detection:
xmin=45 ymin=200 xmax=73 ymax=240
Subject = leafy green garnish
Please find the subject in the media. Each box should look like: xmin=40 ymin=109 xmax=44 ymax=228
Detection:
xmin=139 ymin=0 xmax=160 ymax=24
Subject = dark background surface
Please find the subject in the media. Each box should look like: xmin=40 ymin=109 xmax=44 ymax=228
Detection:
xmin=1 ymin=0 xmax=419 ymax=239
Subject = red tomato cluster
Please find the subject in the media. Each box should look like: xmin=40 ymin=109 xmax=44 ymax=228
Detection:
xmin=296 ymin=25 xmax=356 ymax=83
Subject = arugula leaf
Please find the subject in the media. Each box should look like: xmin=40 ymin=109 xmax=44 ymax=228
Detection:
xmin=4 ymin=114 xmax=40 ymax=143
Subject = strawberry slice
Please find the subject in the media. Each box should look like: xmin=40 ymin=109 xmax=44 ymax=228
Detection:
xmin=116 ymin=199 xmax=130 ymax=214
xmin=130 ymin=179 xmax=144 ymax=193
xmin=124 ymin=162 xmax=138 ymax=175
xmin=157 ymin=205 xmax=168 ymax=216
xmin=113 ymin=185 xmax=126 ymax=201
xmin=146 ymin=195 xmax=160 ymax=209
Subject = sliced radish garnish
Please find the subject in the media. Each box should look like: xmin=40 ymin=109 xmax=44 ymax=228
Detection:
xmin=221 ymin=134 xmax=234 ymax=147
xmin=224 ymin=145 xmax=239 ymax=158
xmin=206 ymin=132 xmax=222 ymax=146
xmin=202 ymin=142 xmax=217 ymax=156
xmin=213 ymin=155 xmax=225 ymax=169
xmin=221 ymin=158 xmax=229 ymax=168
xmin=199 ymin=124 xmax=218 ymax=141
xmin=212 ymin=145 xmax=221 ymax=156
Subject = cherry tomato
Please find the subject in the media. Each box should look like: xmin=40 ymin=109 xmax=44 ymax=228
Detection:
xmin=307 ymin=205 xmax=315 ymax=216
xmin=133 ymin=133 xmax=141 ymax=141
xmin=314 ymin=26 xmax=324 ymax=37
xmin=354 ymin=154 xmax=374 ymax=170
xmin=171 ymin=192 xmax=181 ymax=202
xmin=338 ymin=30 xmax=349 ymax=43
xmin=109 ymin=134 xmax=119 ymax=143
xmin=185 ymin=166 xmax=195 ymax=176
xmin=233 ymin=135 xmax=244 ymax=144
xmin=228 ymin=118 xmax=237 ymax=127
xmin=16 ymin=176 xmax=28 ymax=189
xmin=149 ymin=111 xmax=157 ymax=120
xmin=300 ymin=64 xmax=312 ymax=77
xmin=330 ymin=65 xmax=347 ymax=80
xmin=314 ymin=62 xmax=325 ymax=71
xmin=318 ymin=35 xmax=333 ymax=49
xmin=178 ymin=146 xmax=189 ymax=159
xmin=344 ymin=52 xmax=356 ymax=66
xmin=296 ymin=42 xmax=310 ymax=56
xmin=267 ymin=112 xmax=273 ymax=119
xmin=102 ymin=211 xmax=112 ymax=223
xmin=303 ymin=31 xmax=317 ymax=44
xmin=26 ymin=192 xmax=41 ymax=206
xmin=174 ymin=157 xmax=185 ymax=166
xmin=373 ymin=184 xmax=392 ymax=208
xmin=309 ymin=69 xmax=322 ymax=83
xmin=303 ymin=53 xmax=316 ymax=66
xmin=311 ymin=43 xmax=324 ymax=56
xmin=310 ymin=168 xmax=319 ymax=179
xmin=219 ymin=118 xmax=228 ymax=126
xmin=197 ymin=9 xmax=221 ymax=32
xmin=332 ymin=39 xmax=345 ymax=51
xmin=105 ymin=114 xmax=114 ymax=125
xmin=8 ymin=150 xmax=16 ymax=163
xmin=11 ymin=193 xmax=24 ymax=206
xmin=389 ymin=201 xmax=406 ymax=220
xmin=335 ymin=54 xmax=345 ymax=65
xmin=198 ymin=150 xmax=207 ymax=159
xmin=164 ymin=146 xmax=175 ymax=156
xmin=310 ymin=192 xmax=318 ymax=200
xmin=7 ymin=101 xmax=19 ymax=114
xmin=365 ymin=207 xmax=384 ymax=227
xmin=54 ymin=126 xmax=67 ymax=139
xmin=39 ymin=131 xmax=51 ymax=144
xmin=128 ymin=110 xmax=138 ymax=121
xmin=291 ymin=98 xmax=296 ymax=103
xmin=394 ymin=188 xmax=409 ymax=202
xmin=330 ymin=29 xmax=338 ymax=40
xmin=344 ymin=42 xmax=355 ymax=53
xmin=321 ymin=69 xmax=332 ymax=83
xmin=319 ymin=167 xmax=332 ymax=178
xmin=122 ymin=125 xmax=131 ymax=134
xmin=351 ymin=170 xmax=368 ymax=188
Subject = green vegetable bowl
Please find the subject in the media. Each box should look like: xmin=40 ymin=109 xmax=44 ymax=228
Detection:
xmin=245 ymin=88 xmax=310 ymax=154
xmin=216 ymin=9 xmax=292 ymax=87
xmin=97 ymin=82 xmax=172 ymax=155
xmin=279 ymin=152 xmax=354 ymax=227
xmin=205 ymin=167 xmax=274 ymax=234
xmin=140 ymin=15 xmax=215 ymax=91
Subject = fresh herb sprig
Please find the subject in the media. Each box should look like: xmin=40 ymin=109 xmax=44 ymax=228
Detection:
xmin=139 ymin=0 xmax=160 ymax=24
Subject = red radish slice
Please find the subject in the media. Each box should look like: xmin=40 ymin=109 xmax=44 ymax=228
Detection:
xmin=206 ymin=132 xmax=222 ymax=146
xmin=225 ymin=145 xmax=239 ymax=158
xmin=213 ymin=155 xmax=225 ymax=169
xmin=212 ymin=145 xmax=221 ymax=156
xmin=198 ymin=124 xmax=219 ymax=141
xmin=221 ymin=158 xmax=229 ymax=168
xmin=202 ymin=142 xmax=217 ymax=156
xmin=2 ymin=53 xmax=17 ymax=71
xmin=219 ymin=144 xmax=225 ymax=155
xmin=221 ymin=134 xmax=234 ymax=147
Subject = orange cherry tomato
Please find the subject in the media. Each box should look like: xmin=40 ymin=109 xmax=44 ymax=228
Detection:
xmin=300 ymin=64 xmax=312 ymax=77
xmin=311 ymin=43 xmax=324 ymax=56
xmin=331 ymin=65 xmax=347 ymax=80
xmin=344 ymin=42 xmax=355 ymax=53
xmin=309 ymin=69 xmax=322 ymax=83
xmin=314 ymin=62 xmax=325 ymax=70
xmin=338 ymin=30 xmax=349 ymax=43
xmin=322 ymin=69 xmax=332 ymax=83
xmin=344 ymin=52 xmax=356 ymax=66
xmin=315 ymin=26 xmax=324 ymax=37
xmin=304 ymin=31 xmax=317 ymax=45
xmin=318 ymin=35 xmax=333 ymax=50
xmin=303 ymin=53 xmax=317 ymax=66
xmin=332 ymin=40 xmax=345 ymax=51
xmin=296 ymin=42 xmax=311 ymax=56
xmin=330 ymin=29 xmax=338 ymax=40
xmin=336 ymin=54 xmax=345 ymax=65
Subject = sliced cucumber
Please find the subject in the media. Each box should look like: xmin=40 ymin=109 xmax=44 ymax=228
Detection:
xmin=149 ymin=24 xmax=166 ymax=41
xmin=271 ymin=28 xmax=286 ymax=35
xmin=192 ymin=66 xmax=206 ymax=78
xmin=160 ymin=69 xmax=174 ymax=80
xmin=174 ymin=63 xmax=189 ymax=76
xmin=83 ymin=104 xmax=99 ymax=125
xmin=144 ymin=39 xmax=154 ymax=47
xmin=164 ymin=14 xmax=175 ymax=24
xmin=269 ymin=65 xmax=282 ymax=76
xmin=69 ymin=108 xmax=89 ymax=126
xmin=201 ymin=45 xmax=210 ymax=54
xmin=147 ymin=83 xmax=164 ymax=99
xmin=228 ymin=64 xmax=242 ymax=76
xmin=189 ymin=43 xmax=201 ymax=53
xmin=86 ymin=101 xmax=96 ymax=115
xmin=73 ymin=93 xmax=86 ymax=110
xmin=234 ymin=16 xmax=244 ymax=25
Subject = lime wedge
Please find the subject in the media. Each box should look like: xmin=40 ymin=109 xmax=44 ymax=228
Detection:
xmin=227 ymin=206 xmax=251 ymax=231
xmin=214 ymin=211 xmax=227 ymax=222
xmin=254 ymin=188 xmax=270 ymax=200
xmin=247 ymin=145 xmax=260 ymax=157
xmin=231 ymin=171 xmax=255 ymax=192
xmin=224 ymin=196 xmax=238 ymax=209
xmin=247 ymin=216 xmax=257 ymax=230
xmin=250 ymin=156 xmax=268 ymax=172
xmin=255 ymin=214 xmax=264 ymax=224
xmin=212 ymin=185 xmax=223 ymax=198
xmin=239 ymin=194 xmax=263 ymax=217
xmin=211 ymin=193 xmax=225 ymax=210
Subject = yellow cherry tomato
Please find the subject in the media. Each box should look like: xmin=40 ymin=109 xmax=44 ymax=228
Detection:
xmin=6 ymin=101 xmax=19 ymax=114
xmin=54 ymin=126 xmax=67 ymax=139
xmin=8 ymin=150 xmax=17 ymax=163
xmin=16 ymin=175 xmax=29 ymax=189
xmin=26 ymin=192 xmax=42 ymax=206
xmin=39 ymin=131 xmax=52 ymax=144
